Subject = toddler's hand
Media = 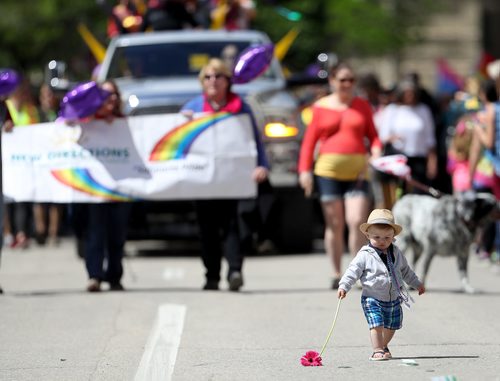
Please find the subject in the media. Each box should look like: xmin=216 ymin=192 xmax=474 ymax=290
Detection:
xmin=338 ymin=289 xmax=346 ymax=299
xmin=417 ymin=284 xmax=426 ymax=295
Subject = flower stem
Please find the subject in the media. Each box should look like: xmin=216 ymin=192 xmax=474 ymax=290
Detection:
xmin=319 ymin=297 xmax=343 ymax=357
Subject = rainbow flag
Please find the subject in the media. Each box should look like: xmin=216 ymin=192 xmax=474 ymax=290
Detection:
xmin=436 ymin=58 xmax=464 ymax=95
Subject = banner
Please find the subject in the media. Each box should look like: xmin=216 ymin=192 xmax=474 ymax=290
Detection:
xmin=2 ymin=113 xmax=257 ymax=202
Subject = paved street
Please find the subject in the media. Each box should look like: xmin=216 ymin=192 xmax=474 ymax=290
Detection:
xmin=0 ymin=238 xmax=499 ymax=381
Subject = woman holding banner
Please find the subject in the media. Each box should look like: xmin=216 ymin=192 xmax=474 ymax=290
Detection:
xmin=181 ymin=58 xmax=269 ymax=291
xmin=60 ymin=80 xmax=131 ymax=292
xmin=84 ymin=80 xmax=132 ymax=292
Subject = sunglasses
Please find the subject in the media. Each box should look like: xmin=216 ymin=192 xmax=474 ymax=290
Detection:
xmin=203 ymin=73 xmax=225 ymax=80
xmin=337 ymin=77 xmax=355 ymax=83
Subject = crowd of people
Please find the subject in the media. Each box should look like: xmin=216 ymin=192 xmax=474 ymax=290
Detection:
xmin=99 ymin=0 xmax=257 ymax=38
xmin=3 ymin=79 xmax=63 ymax=250
xmin=2 ymin=60 xmax=500 ymax=294
xmin=0 ymin=0 xmax=260 ymax=294
xmin=299 ymin=60 xmax=500 ymax=289
xmin=1 ymin=0 xmax=500 ymax=296
xmin=0 ymin=56 xmax=269 ymax=294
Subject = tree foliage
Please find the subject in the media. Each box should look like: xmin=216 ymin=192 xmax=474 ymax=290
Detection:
xmin=0 ymin=0 xmax=105 ymax=79
xmin=253 ymin=0 xmax=444 ymax=71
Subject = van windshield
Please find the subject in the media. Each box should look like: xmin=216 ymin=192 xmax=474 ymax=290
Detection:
xmin=106 ymin=40 xmax=276 ymax=80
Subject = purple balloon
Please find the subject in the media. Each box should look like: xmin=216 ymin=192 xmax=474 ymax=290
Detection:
xmin=59 ymin=81 xmax=111 ymax=120
xmin=0 ymin=69 xmax=20 ymax=97
xmin=232 ymin=44 xmax=274 ymax=84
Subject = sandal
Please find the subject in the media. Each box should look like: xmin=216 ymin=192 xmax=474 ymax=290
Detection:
xmin=383 ymin=347 xmax=392 ymax=359
xmin=13 ymin=233 xmax=29 ymax=250
xmin=369 ymin=351 xmax=388 ymax=361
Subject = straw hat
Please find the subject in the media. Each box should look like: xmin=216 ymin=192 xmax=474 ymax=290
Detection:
xmin=359 ymin=209 xmax=402 ymax=236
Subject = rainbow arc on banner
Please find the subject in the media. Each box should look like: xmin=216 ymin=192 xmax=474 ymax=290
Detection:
xmin=149 ymin=112 xmax=232 ymax=161
xmin=51 ymin=168 xmax=135 ymax=201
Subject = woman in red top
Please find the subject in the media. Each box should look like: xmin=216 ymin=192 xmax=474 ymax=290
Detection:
xmin=298 ymin=62 xmax=382 ymax=289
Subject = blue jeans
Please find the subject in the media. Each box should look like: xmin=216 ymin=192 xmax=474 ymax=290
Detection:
xmin=315 ymin=175 xmax=371 ymax=202
xmin=84 ymin=203 xmax=131 ymax=284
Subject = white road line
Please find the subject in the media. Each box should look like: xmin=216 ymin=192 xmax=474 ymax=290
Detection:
xmin=162 ymin=267 xmax=185 ymax=281
xmin=135 ymin=304 xmax=186 ymax=381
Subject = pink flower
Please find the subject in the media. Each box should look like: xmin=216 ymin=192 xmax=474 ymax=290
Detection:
xmin=300 ymin=351 xmax=323 ymax=366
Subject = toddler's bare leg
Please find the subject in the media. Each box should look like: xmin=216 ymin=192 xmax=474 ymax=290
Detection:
xmin=383 ymin=328 xmax=395 ymax=348
xmin=369 ymin=326 xmax=384 ymax=352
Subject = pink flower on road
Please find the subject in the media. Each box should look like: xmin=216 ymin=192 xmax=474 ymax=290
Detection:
xmin=300 ymin=351 xmax=323 ymax=366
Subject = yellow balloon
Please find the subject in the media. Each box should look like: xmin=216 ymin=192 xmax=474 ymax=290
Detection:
xmin=77 ymin=23 xmax=106 ymax=64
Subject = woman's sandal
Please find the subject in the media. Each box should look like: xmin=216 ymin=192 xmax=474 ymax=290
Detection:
xmin=369 ymin=351 xmax=388 ymax=361
xmin=383 ymin=347 xmax=392 ymax=359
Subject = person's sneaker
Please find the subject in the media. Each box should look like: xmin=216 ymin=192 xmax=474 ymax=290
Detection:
xmin=491 ymin=250 xmax=500 ymax=263
xmin=3 ymin=234 xmax=14 ymax=248
xmin=86 ymin=278 xmax=101 ymax=292
xmin=203 ymin=280 xmax=219 ymax=290
xmin=47 ymin=237 xmax=61 ymax=247
xmin=257 ymin=240 xmax=275 ymax=254
xmin=228 ymin=272 xmax=244 ymax=291
xmin=331 ymin=277 xmax=340 ymax=289
xmin=109 ymin=282 xmax=125 ymax=291
xmin=476 ymin=249 xmax=491 ymax=260
xmin=12 ymin=234 xmax=29 ymax=250
xmin=34 ymin=233 xmax=47 ymax=246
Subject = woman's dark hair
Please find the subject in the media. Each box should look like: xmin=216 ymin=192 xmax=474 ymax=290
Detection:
xmin=358 ymin=73 xmax=381 ymax=92
xmin=480 ymin=79 xmax=498 ymax=102
xmin=394 ymin=79 xmax=421 ymax=104
xmin=328 ymin=62 xmax=353 ymax=78
xmin=101 ymin=79 xmax=123 ymax=117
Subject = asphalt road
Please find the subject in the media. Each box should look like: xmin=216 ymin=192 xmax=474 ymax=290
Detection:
xmin=0 ymin=239 xmax=499 ymax=381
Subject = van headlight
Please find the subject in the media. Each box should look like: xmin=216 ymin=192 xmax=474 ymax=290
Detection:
xmin=128 ymin=94 xmax=140 ymax=108
xmin=264 ymin=122 xmax=299 ymax=138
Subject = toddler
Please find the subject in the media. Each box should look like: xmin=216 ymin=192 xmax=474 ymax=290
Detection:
xmin=337 ymin=209 xmax=425 ymax=361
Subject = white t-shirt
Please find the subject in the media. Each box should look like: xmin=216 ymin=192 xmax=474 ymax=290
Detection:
xmin=378 ymin=103 xmax=436 ymax=157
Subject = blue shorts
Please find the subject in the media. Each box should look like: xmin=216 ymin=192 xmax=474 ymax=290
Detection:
xmin=315 ymin=175 xmax=371 ymax=202
xmin=361 ymin=296 xmax=402 ymax=330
